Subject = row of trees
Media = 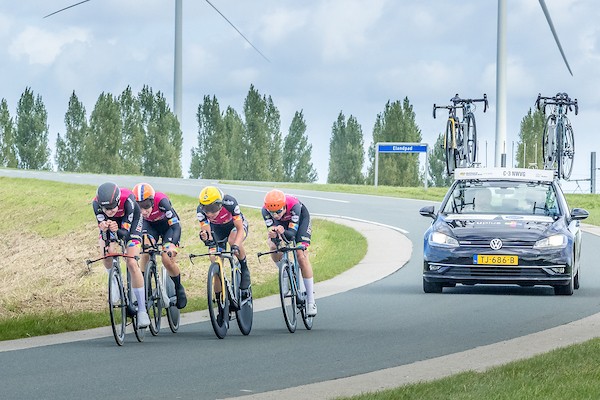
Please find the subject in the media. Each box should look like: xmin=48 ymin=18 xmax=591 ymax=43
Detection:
xmin=0 ymin=84 xmax=547 ymax=187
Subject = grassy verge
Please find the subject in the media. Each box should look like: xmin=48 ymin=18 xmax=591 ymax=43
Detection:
xmin=340 ymin=338 xmax=600 ymax=400
xmin=0 ymin=176 xmax=366 ymax=341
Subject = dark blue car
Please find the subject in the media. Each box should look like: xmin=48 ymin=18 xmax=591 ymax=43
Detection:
xmin=420 ymin=168 xmax=589 ymax=295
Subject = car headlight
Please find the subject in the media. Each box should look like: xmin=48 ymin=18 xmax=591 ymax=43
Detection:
xmin=429 ymin=231 xmax=459 ymax=247
xmin=533 ymin=234 xmax=567 ymax=249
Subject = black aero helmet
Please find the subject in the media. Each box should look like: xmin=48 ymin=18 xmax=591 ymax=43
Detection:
xmin=97 ymin=182 xmax=120 ymax=209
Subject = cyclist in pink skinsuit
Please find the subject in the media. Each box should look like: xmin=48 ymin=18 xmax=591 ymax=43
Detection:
xmin=262 ymin=189 xmax=317 ymax=317
xmin=92 ymin=182 xmax=150 ymax=328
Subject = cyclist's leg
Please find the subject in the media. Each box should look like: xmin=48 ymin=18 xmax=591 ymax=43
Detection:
xmin=296 ymin=207 xmax=316 ymax=316
xmin=228 ymin=219 xmax=250 ymax=289
xmin=125 ymin=217 xmax=150 ymax=327
xmin=155 ymin=221 xmax=187 ymax=309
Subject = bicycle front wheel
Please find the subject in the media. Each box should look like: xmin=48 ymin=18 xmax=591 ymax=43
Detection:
xmin=445 ymin=119 xmax=457 ymax=175
xmin=542 ymin=115 xmax=557 ymax=171
xmin=279 ymin=261 xmax=297 ymax=333
xmin=145 ymin=261 xmax=162 ymax=336
xmin=560 ymin=123 xmax=575 ymax=180
xmin=465 ymin=113 xmax=477 ymax=166
xmin=108 ymin=266 xmax=126 ymax=346
xmin=207 ymin=262 xmax=229 ymax=339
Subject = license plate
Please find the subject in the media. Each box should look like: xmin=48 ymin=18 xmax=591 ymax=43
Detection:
xmin=473 ymin=254 xmax=518 ymax=265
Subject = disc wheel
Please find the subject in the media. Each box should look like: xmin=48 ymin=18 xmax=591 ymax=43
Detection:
xmin=279 ymin=261 xmax=297 ymax=333
xmin=164 ymin=271 xmax=180 ymax=333
xmin=207 ymin=262 xmax=229 ymax=339
xmin=145 ymin=261 xmax=162 ymax=336
xmin=108 ymin=266 xmax=126 ymax=346
xmin=233 ymin=260 xmax=253 ymax=336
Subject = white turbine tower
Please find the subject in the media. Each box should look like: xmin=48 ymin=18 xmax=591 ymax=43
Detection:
xmin=495 ymin=0 xmax=572 ymax=167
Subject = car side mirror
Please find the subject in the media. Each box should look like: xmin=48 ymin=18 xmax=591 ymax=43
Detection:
xmin=419 ymin=205 xmax=436 ymax=220
xmin=570 ymin=208 xmax=589 ymax=221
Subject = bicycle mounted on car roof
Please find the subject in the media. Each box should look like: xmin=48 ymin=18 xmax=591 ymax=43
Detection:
xmin=535 ymin=92 xmax=578 ymax=180
xmin=189 ymin=236 xmax=253 ymax=339
xmin=86 ymin=231 xmax=146 ymax=346
xmin=433 ymin=93 xmax=488 ymax=175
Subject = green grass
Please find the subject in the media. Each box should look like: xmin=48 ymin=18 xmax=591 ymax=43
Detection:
xmin=340 ymin=339 xmax=600 ymax=400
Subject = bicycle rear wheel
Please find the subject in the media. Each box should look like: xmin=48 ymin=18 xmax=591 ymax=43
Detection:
xmin=207 ymin=262 xmax=229 ymax=339
xmin=164 ymin=270 xmax=180 ymax=333
xmin=108 ymin=266 xmax=126 ymax=346
xmin=145 ymin=261 xmax=162 ymax=336
xmin=560 ymin=123 xmax=575 ymax=180
xmin=279 ymin=261 xmax=297 ymax=333
xmin=465 ymin=113 xmax=477 ymax=166
xmin=444 ymin=119 xmax=458 ymax=175
xmin=232 ymin=259 xmax=253 ymax=336
xmin=542 ymin=115 xmax=557 ymax=171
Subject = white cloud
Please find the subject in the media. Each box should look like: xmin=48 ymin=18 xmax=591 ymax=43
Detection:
xmin=259 ymin=7 xmax=308 ymax=46
xmin=9 ymin=26 xmax=89 ymax=65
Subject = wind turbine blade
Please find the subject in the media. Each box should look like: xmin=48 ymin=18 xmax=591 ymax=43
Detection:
xmin=538 ymin=0 xmax=573 ymax=76
xmin=204 ymin=0 xmax=270 ymax=63
xmin=43 ymin=0 xmax=91 ymax=19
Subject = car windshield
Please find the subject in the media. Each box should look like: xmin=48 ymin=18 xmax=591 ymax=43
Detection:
xmin=441 ymin=180 xmax=559 ymax=216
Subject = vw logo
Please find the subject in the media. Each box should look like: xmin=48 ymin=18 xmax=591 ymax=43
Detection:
xmin=490 ymin=238 xmax=503 ymax=250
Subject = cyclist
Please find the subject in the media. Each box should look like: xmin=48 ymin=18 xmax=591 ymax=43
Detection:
xmin=262 ymin=189 xmax=317 ymax=317
xmin=92 ymin=182 xmax=150 ymax=328
xmin=132 ymin=182 xmax=187 ymax=309
xmin=197 ymin=186 xmax=251 ymax=290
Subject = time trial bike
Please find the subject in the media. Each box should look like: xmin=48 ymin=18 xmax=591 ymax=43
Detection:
xmin=535 ymin=92 xmax=578 ymax=180
xmin=433 ymin=93 xmax=488 ymax=175
xmin=141 ymin=235 xmax=180 ymax=336
xmin=86 ymin=232 xmax=146 ymax=346
xmin=257 ymin=237 xmax=313 ymax=333
xmin=189 ymin=237 xmax=253 ymax=339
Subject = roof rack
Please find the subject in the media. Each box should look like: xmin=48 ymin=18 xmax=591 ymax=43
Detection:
xmin=454 ymin=168 xmax=555 ymax=182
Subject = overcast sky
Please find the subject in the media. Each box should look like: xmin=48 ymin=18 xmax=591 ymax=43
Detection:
xmin=1 ymin=1 xmax=599 ymax=190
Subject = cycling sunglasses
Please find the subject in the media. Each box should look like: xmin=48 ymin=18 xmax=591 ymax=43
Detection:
xmin=269 ymin=208 xmax=285 ymax=216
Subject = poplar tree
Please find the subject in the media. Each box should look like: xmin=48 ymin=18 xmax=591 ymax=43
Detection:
xmin=14 ymin=87 xmax=51 ymax=170
xmin=242 ymin=84 xmax=270 ymax=181
xmin=427 ymin=133 xmax=453 ymax=187
xmin=189 ymin=95 xmax=226 ymax=179
xmin=327 ymin=112 xmax=365 ymax=184
xmin=83 ymin=92 xmax=122 ymax=173
xmin=367 ymin=98 xmax=422 ymax=186
xmin=223 ymin=106 xmax=245 ymax=180
xmin=0 ymin=99 xmax=17 ymax=167
xmin=55 ymin=91 xmax=88 ymax=172
xmin=283 ymin=110 xmax=317 ymax=182
xmin=119 ymin=86 xmax=144 ymax=175
xmin=516 ymin=108 xmax=545 ymax=168
xmin=266 ymin=96 xmax=284 ymax=181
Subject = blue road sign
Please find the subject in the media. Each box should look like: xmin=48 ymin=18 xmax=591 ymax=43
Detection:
xmin=377 ymin=144 xmax=428 ymax=153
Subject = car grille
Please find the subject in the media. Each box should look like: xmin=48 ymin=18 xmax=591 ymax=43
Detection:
xmin=458 ymin=239 xmax=536 ymax=248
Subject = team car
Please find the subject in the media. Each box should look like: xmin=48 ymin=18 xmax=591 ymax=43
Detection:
xmin=419 ymin=168 xmax=589 ymax=295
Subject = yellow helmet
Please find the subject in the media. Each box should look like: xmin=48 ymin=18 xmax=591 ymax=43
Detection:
xmin=199 ymin=186 xmax=223 ymax=213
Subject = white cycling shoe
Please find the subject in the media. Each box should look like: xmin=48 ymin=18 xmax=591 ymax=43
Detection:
xmin=307 ymin=303 xmax=318 ymax=317
xmin=137 ymin=311 xmax=150 ymax=328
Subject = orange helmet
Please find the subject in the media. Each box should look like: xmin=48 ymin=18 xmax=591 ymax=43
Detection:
xmin=264 ymin=189 xmax=286 ymax=211
xmin=132 ymin=183 xmax=155 ymax=209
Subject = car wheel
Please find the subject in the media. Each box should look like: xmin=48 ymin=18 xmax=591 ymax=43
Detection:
xmin=423 ymin=278 xmax=443 ymax=294
xmin=574 ymin=268 xmax=580 ymax=290
xmin=554 ymin=274 xmax=574 ymax=296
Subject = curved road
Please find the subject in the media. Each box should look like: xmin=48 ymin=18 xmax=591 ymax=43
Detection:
xmin=1 ymin=169 xmax=600 ymax=399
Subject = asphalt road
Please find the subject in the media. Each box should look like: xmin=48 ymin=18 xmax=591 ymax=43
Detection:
xmin=1 ymin=169 xmax=600 ymax=400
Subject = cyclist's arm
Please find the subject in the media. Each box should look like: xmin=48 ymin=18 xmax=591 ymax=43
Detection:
xmin=159 ymin=197 xmax=181 ymax=244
